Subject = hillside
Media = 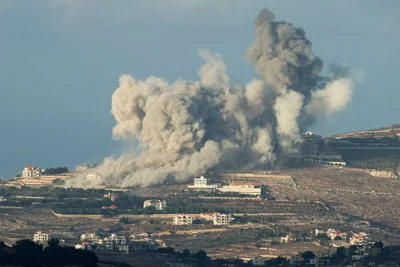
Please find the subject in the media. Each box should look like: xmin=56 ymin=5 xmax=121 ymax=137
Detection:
xmin=331 ymin=124 xmax=400 ymax=139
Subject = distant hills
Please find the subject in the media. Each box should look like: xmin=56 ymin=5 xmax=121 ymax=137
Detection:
xmin=331 ymin=124 xmax=400 ymax=139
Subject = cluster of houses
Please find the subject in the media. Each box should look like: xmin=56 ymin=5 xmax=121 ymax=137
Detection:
xmin=288 ymin=246 xmax=388 ymax=267
xmin=75 ymin=232 xmax=165 ymax=253
xmin=316 ymin=229 xmax=368 ymax=247
xmin=143 ymin=199 xmax=167 ymax=211
xmin=250 ymin=244 xmax=387 ymax=267
xmin=103 ymin=192 xmax=118 ymax=202
xmin=172 ymin=212 xmax=232 ymax=226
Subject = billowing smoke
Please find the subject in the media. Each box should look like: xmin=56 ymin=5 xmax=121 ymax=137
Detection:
xmin=67 ymin=8 xmax=356 ymax=188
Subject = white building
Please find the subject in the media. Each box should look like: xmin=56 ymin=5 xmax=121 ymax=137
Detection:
xmin=212 ymin=213 xmax=231 ymax=226
xmin=75 ymin=241 xmax=91 ymax=250
xmin=218 ymin=185 xmax=261 ymax=196
xmin=330 ymin=231 xmax=347 ymax=240
xmin=76 ymin=164 xmax=90 ymax=171
xmin=187 ymin=176 xmax=219 ymax=189
xmin=22 ymin=166 xmax=41 ymax=178
xmin=86 ymin=173 xmax=100 ymax=181
xmin=200 ymin=212 xmax=231 ymax=225
xmin=349 ymin=233 xmax=368 ymax=245
xmin=173 ymin=214 xmax=193 ymax=225
xmin=110 ymin=234 xmax=126 ymax=245
xmin=194 ymin=176 xmax=208 ymax=187
xmin=33 ymin=231 xmax=49 ymax=242
xmin=200 ymin=212 xmax=214 ymax=221
xmin=143 ymin=199 xmax=167 ymax=211
xmin=103 ymin=238 xmax=114 ymax=250
xmin=315 ymin=229 xmax=327 ymax=236
xmin=80 ymin=233 xmax=98 ymax=241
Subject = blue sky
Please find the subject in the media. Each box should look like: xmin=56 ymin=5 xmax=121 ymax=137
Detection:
xmin=0 ymin=0 xmax=399 ymax=178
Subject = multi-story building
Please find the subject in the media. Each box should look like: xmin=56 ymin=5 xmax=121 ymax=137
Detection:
xmin=349 ymin=233 xmax=368 ymax=245
xmin=103 ymin=237 xmax=114 ymax=250
xmin=300 ymin=132 xmax=344 ymax=165
xmin=200 ymin=212 xmax=231 ymax=225
xmin=212 ymin=213 xmax=231 ymax=226
xmin=187 ymin=176 xmax=219 ymax=189
xmin=80 ymin=233 xmax=98 ymax=241
xmin=76 ymin=164 xmax=89 ymax=171
xmin=33 ymin=231 xmax=49 ymax=242
xmin=194 ymin=176 xmax=208 ymax=187
xmin=22 ymin=166 xmax=41 ymax=178
xmin=143 ymin=199 xmax=167 ymax=211
xmin=102 ymin=234 xmax=127 ymax=250
xmin=173 ymin=214 xmax=193 ymax=225
xmin=300 ymin=131 xmax=324 ymax=156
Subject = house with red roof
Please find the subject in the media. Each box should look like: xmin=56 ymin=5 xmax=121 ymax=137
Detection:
xmin=101 ymin=205 xmax=118 ymax=210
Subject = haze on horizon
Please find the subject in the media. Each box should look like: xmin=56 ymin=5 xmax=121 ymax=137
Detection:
xmin=0 ymin=0 xmax=399 ymax=179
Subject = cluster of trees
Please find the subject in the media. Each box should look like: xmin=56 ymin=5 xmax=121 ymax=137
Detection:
xmin=52 ymin=178 xmax=65 ymax=185
xmin=162 ymin=204 xmax=230 ymax=215
xmin=153 ymin=247 xmax=208 ymax=267
xmin=0 ymin=239 xmax=97 ymax=267
xmin=42 ymin=167 xmax=69 ymax=175
xmin=51 ymin=193 xmax=146 ymax=215
xmin=0 ymin=187 xmax=108 ymax=199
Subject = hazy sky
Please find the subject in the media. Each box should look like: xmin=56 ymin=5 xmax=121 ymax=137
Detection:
xmin=0 ymin=0 xmax=399 ymax=178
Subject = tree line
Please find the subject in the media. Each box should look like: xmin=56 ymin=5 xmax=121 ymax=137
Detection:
xmin=0 ymin=239 xmax=97 ymax=267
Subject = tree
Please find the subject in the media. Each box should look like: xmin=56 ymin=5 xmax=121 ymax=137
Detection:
xmin=195 ymin=250 xmax=207 ymax=267
xmin=374 ymin=241 xmax=384 ymax=248
xmin=19 ymin=199 xmax=32 ymax=207
xmin=43 ymin=167 xmax=69 ymax=175
xmin=301 ymin=251 xmax=315 ymax=261
xmin=316 ymin=233 xmax=329 ymax=240
xmin=183 ymin=248 xmax=190 ymax=258
xmin=47 ymin=238 xmax=60 ymax=248
xmin=143 ymin=206 xmax=156 ymax=214
xmin=336 ymin=246 xmax=347 ymax=257
xmin=348 ymin=245 xmax=358 ymax=255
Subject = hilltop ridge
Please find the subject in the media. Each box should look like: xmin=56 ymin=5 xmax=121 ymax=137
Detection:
xmin=331 ymin=124 xmax=400 ymax=139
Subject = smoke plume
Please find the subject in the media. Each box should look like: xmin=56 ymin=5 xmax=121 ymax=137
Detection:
xmin=67 ymin=8 xmax=355 ymax=188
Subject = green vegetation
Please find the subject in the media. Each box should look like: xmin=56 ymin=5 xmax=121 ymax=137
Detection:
xmin=0 ymin=239 xmax=98 ymax=267
xmin=42 ymin=167 xmax=69 ymax=175
xmin=52 ymin=178 xmax=65 ymax=185
xmin=339 ymin=149 xmax=400 ymax=170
